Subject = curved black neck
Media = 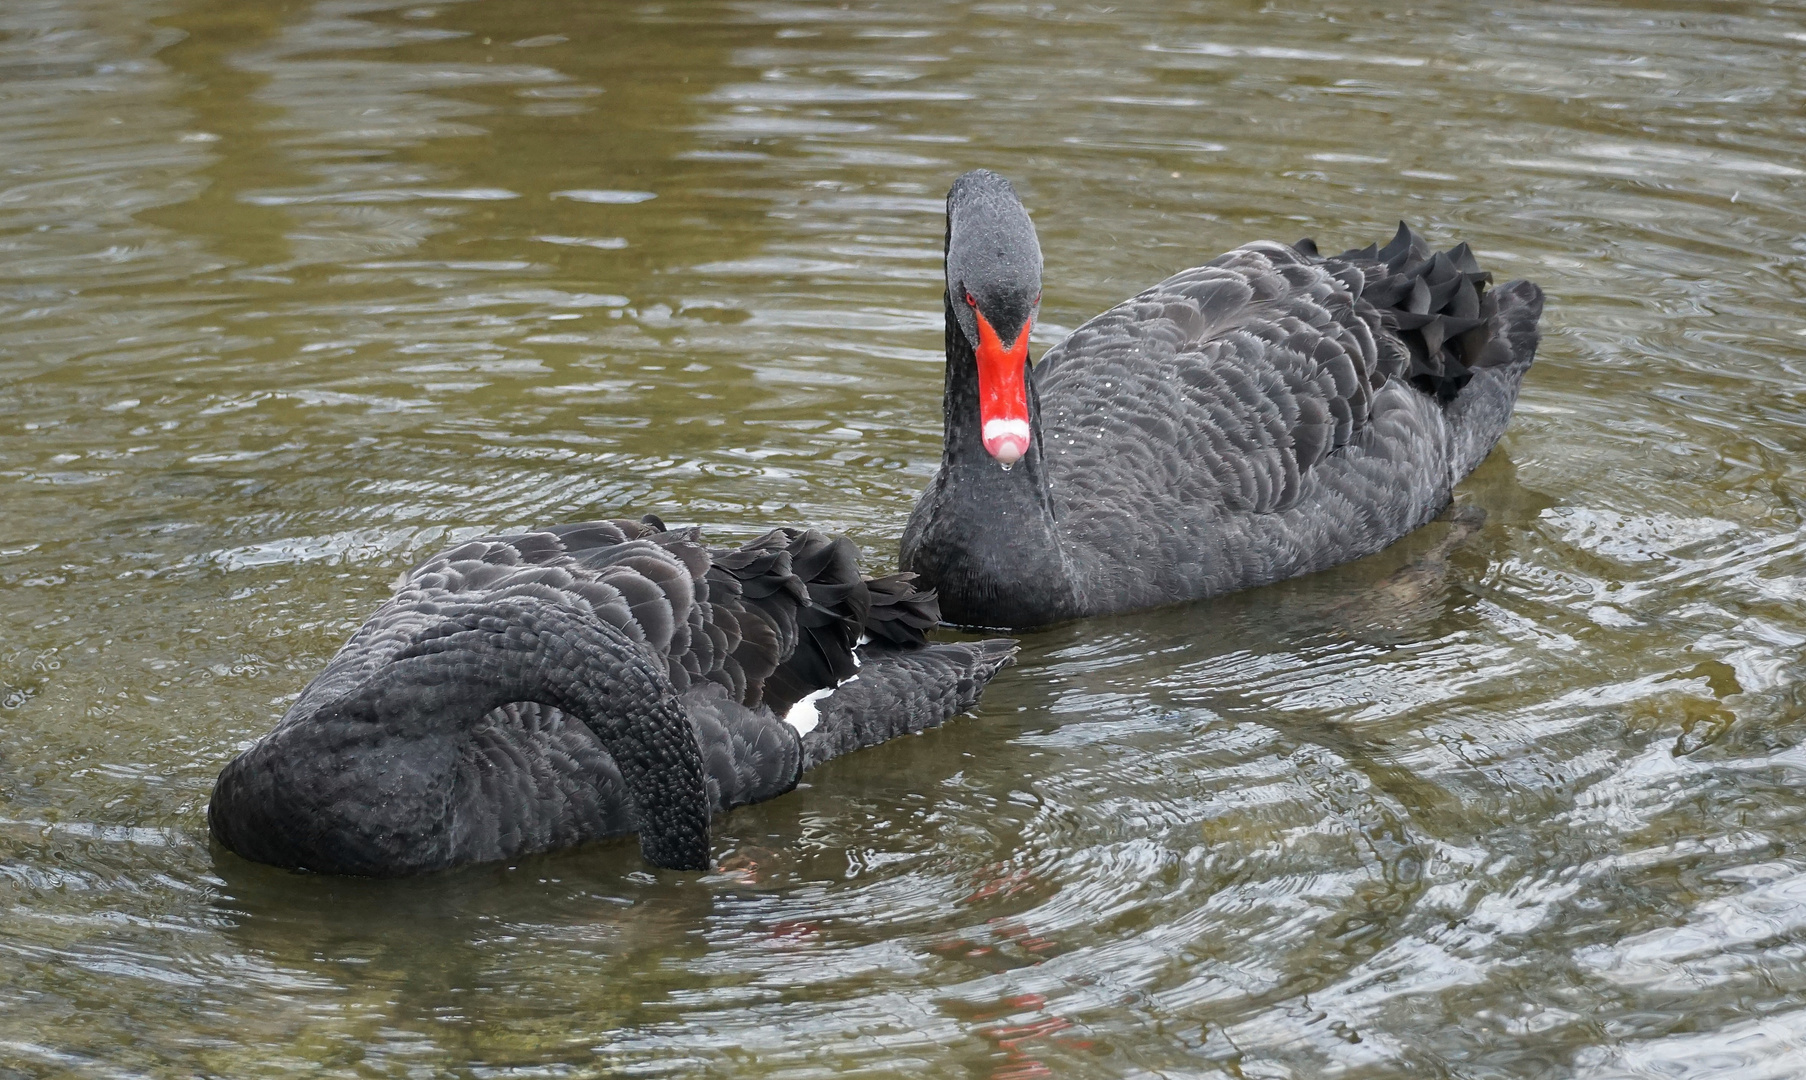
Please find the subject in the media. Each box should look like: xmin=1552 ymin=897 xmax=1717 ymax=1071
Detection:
xmin=210 ymin=599 xmax=713 ymax=873
xmin=900 ymin=295 xmax=1078 ymax=628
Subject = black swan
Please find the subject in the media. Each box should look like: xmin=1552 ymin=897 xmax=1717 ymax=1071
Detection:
xmin=209 ymin=518 xmax=1016 ymax=875
xmin=901 ymin=170 xmax=1544 ymax=628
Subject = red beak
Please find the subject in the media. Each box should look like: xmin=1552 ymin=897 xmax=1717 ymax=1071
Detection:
xmin=972 ymin=308 xmax=1033 ymax=466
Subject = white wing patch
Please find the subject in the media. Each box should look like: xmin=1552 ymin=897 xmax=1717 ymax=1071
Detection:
xmin=782 ymin=649 xmax=867 ymax=736
xmin=783 ymin=686 xmax=835 ymax=736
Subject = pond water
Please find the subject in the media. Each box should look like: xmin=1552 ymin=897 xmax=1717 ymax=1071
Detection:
xmin=3 ymin=0 xmax=1806 ymax=1075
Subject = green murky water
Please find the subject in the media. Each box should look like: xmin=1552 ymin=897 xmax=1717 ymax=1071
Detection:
xmin=4 ymin=1 xmax=1806 ymax=1075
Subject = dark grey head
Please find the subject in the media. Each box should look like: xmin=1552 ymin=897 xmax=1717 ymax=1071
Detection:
xmin=945 ymin=170 xmax=1043 ymax=353
xmin=944 ymin=170 xmax=1043 ymax=465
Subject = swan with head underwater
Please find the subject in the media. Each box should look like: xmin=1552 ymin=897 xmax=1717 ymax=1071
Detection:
xmin=901 ymin=169 xmax=1545 ymax=629
xmin=209 ymin=517 xmax=1015 ymax=875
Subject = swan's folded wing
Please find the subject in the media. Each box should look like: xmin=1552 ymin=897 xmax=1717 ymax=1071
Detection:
xmin=296 ymin=516 xmax=877 ymax=729
xmin=1036 ymin=242 xmax=1389 ymax=519
xmin=280 ymin=519 xmax=658 ymax=719
xmin=1033 ymin=223 xmax=1523 ymax=530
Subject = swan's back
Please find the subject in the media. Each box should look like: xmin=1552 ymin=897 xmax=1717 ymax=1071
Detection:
xmin=1031 ymin=225 xmax=1541 ymax=611
xmin=329 ymin=518 xmax=864 ymax=717
xmin=209 ymin=518 xmax=1014 ymax=875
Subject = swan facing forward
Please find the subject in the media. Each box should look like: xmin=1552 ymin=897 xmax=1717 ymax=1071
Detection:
xmin=209 ymin=518 xmax=1015 ymax=875
xmin=902 ymin=170 xmax=1544 ymax=628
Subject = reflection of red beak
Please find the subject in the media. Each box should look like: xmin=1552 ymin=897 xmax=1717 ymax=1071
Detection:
xmin=973 ymin=309 xmax=1033 ymax=466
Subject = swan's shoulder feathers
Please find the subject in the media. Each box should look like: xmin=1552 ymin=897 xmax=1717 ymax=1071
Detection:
xmin=355 ymin=518 xmax=866 ymax=719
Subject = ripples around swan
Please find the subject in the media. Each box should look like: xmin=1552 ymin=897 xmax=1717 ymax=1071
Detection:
xmin=3 ymin=0 xmax=1806 ymax=1075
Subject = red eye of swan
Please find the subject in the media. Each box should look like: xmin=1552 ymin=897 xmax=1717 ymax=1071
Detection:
xmin=965 ymin=291 xmax=978 ymax=308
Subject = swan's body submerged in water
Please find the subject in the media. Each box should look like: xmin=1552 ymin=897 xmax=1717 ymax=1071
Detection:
xmin=209 ymin=517 xmax=1015 ymax=875
xmin=902 ymin=170 xmax=1545 ymax=628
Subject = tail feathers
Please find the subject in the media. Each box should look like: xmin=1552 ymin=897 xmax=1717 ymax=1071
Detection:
xmin=1297 ymin=222 xmax=1538 ymax=405
xmin=800 ymin=639 xmax=1017 ymax=771
xmin=1486 ymin=278 xmax=1544 ymax=374
xmin=862 ymin=572 xmax=941 ymax=647
xmin=1461 ymin=277 xmax=1542 ymax=387
xmin=1445 ymin=277 xmax=1543 ymax=478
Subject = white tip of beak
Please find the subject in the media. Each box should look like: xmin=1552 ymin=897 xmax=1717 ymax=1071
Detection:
xmin=983 ymin=418 xmax=1031 ymax=467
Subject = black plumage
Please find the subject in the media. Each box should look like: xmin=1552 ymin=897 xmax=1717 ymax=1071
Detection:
xmin=209 ymin=517 xmax=1015 ymax=876
xmin=901 ymin=171 xmax=1545 ymax=628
